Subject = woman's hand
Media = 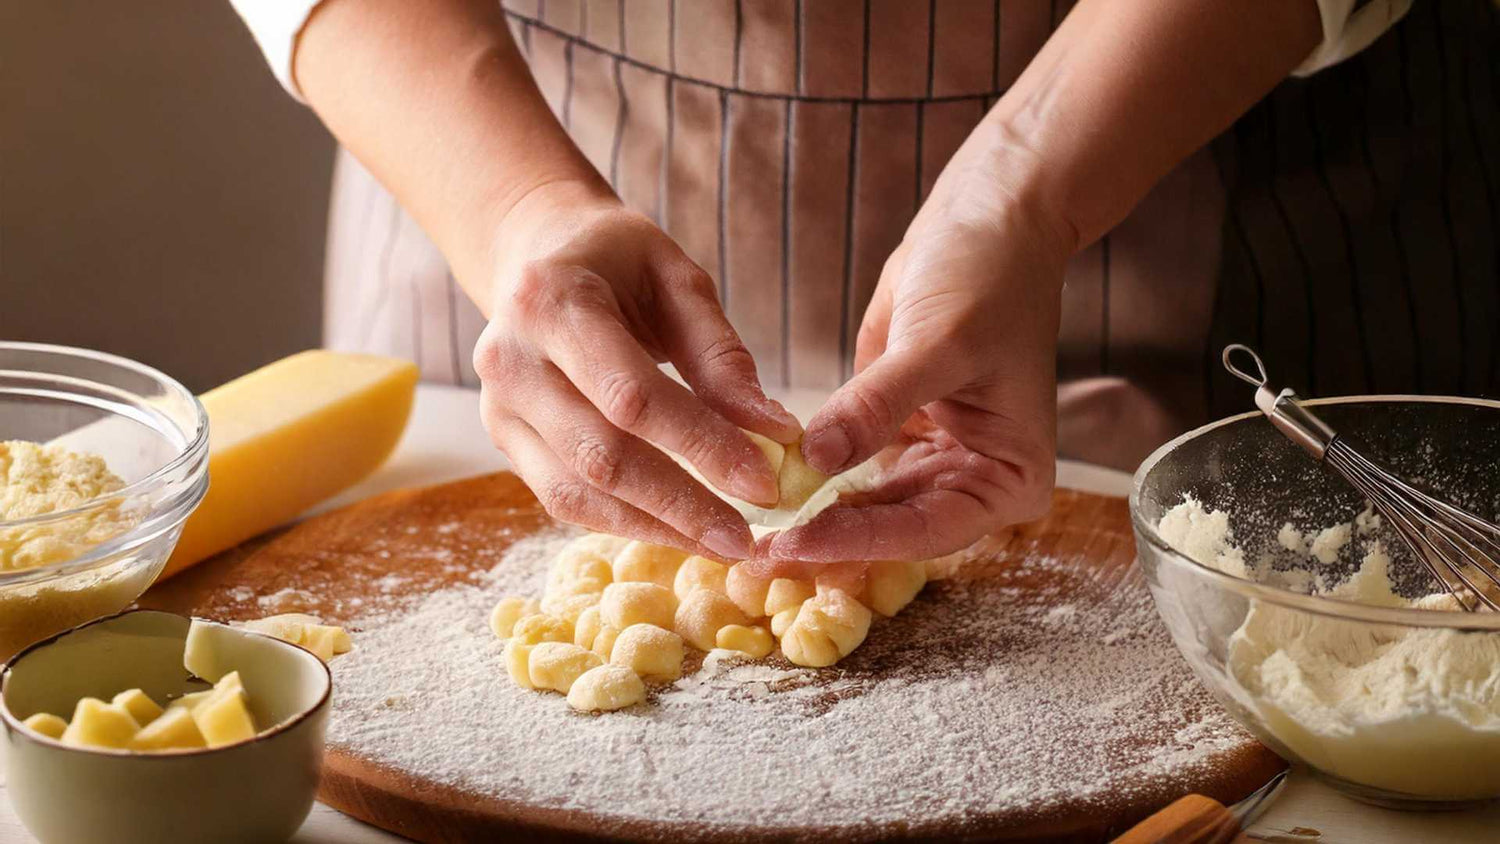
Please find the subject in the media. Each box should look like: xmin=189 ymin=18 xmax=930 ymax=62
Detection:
xmin=753 ymin=129 xmax=1075 ymax=572
xmin=473 ymin=180 xmax=802 ymax=561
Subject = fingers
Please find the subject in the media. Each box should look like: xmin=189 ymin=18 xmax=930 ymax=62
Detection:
xmin=518 ymin=366 xmax=755 ymax=559
xmin=482 ymin=406 xmax=729 ymax=558
xmin=801 ymin=348 xmax=965 ymax=476
xmin=520 ymin=267 xmax=780 ymax=507
xmin=653 ymin=262 xmax=802 ymax=442
xmin=763 ymin=447 xmax=1053 ymax=563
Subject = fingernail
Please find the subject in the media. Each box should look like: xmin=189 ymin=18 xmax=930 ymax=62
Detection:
xmin=766 ymin=401 xmax=801 ymax=434
xmin=729 ymin=462 xmax=779 ymax=506
xmin=802 ymin=424 xmax=853 ymax=473
xmin=704 ymin=526 xmax=752 ymax=560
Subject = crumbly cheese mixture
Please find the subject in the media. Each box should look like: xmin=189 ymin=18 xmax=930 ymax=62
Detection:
xmin=0 ymin=440 xmax=133 ymax=570
xmin=1159 ymin=497 xmax=1500 ymax=800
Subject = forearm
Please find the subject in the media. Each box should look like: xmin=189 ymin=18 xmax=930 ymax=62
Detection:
xmin=295 ymin=0 xmax=608 ymax=313
xmin=973 ymin=0 xmax=1321 ymax=250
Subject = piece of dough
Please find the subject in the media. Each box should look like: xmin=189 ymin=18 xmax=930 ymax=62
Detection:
xmin=862 ymin=560 xmax=927 ymax=617
xmin=780 ymin=589 xmax=872 ymax=668
xmin=726 ymin=565 xmax=772 ymax=618
xmin=770 ymin=605 xmax=801 ymax=638
xmin=573 ymin=605 xmax=604 ymax=649
xmin=567 ymin=665 xmax=646 ymax=712
xmin=764 ymin=578 xmax=815 ymax=616
xmin=504 ymin=640 xmax=536 ymax=689
xmin=611 ymin=541 xmax=689 ymax=589
xmin=673 ymin=556 xmax=729 ymax=601
xmin=775 ymin=441 xmax=828 ymax=512
xmin=511 ymin=614 xmax=573 ymax=646
xmin=599 ymin=582 xmax=677 ymax=631
xmin=609 ymin=624 xmax=685 ymax=682
xmin=528 ymin=642 xmax=604 ymax=694
xmin=716 ymin=624 xmax=774 ymax=659
xmin=489 ymin=596 xmax=542 ymax=639
xmin=544 ymin=550 xmax=612 ymax=603
xmin=591 ymin=624 xmax=622 ymax=661
xmin=562 ymin=532 xmax=631 ymax=563
xmin=540 ymin=591 xmax=601 ymax=625
xmin=675 ymin=589 xmax=750 ymax=652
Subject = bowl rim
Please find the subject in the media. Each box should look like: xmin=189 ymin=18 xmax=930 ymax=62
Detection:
xmin=1131 ymin=393 xmax=1500 ymax=631
xmin=0 ymin=342 xmax=211 ymax=583
xmin=0 ymin=609 xmax=332 ymax=758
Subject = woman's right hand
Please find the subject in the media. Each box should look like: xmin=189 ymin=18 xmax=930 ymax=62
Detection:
xmin=472 ymin=180 xmax=802 ymax=561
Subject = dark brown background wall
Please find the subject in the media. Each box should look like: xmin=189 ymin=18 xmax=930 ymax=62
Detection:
xmin=1 ymin=1 xmax=335 ymax=392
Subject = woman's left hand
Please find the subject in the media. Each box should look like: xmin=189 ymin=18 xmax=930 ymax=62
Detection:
xmin=750 ymin=131 xmax=1075 ymax=573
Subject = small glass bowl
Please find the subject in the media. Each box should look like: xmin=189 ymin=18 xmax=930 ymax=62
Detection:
xmin=1131 ymin=396 xmax=1500 ymax=809
xmin=0 ymin=342 xmax=209 ymax=659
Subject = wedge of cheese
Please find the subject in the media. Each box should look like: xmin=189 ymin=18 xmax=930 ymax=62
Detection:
xmin=162 ymin=351 xmax=418 ymax=579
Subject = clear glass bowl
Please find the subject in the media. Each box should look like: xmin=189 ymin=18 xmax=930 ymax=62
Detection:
xmin=0 ymin=342 xmax=209 ymax=660
xmin=1131 ymin=396 xmax=1500 ymax=809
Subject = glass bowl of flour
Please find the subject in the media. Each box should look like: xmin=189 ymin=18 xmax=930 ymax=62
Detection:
xmin=0 ymin=343 xmax=209 ymax=660
xmin=1131 ymin=396 xmax=1500 ymax=809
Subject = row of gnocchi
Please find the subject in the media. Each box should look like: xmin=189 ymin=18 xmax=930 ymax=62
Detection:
xmin=488 ymin=533 xmax=931 ymax=712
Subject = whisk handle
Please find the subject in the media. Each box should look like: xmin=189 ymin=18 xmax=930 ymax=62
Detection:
xmin=1222 ymin=345 xmax=1337 ymax=460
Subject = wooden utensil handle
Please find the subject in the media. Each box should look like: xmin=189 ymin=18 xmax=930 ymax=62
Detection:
xmin=1112 ymin=794 xmax=1246 ymax=844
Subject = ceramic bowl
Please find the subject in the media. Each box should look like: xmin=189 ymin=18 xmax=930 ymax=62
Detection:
xmin=0 ymin=342 xmax=210 ymax=659
xmin=1 ymin=610 xmax=330 ymax=843
xmin=1131 ymin=396 xmax=1500 ymax=809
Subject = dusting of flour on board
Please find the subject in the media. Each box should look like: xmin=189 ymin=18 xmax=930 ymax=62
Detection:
xmin=325 ymin=528 xmax=1261 ymax=834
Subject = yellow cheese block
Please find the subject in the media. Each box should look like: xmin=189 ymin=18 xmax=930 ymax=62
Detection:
xmin=162 ymin=351 xmax=418 ymax=579
xmin=21 ymin=713 xmax=67 ymax=740
xmin=191 ymin=688 xmax=257 ymax=748
xmin=111 ymin=688 xmax=164 ymax=726
xmin=129 ymin=707 xmax=207 ymax=751
xmin=61 ymin=698 xmax=140 ymax=749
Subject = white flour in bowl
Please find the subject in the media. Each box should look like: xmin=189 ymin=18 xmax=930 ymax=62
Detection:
xmin=1158 ymin=497 xmax=1500 ymax=800
xmin=325 ymin=530 xmax=1261 ymax=837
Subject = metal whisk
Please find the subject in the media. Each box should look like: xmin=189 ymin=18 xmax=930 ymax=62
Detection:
xmin=1222 ymin=344 xmax=1500 ymax=612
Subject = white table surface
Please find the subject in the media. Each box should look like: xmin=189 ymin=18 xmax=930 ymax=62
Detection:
xmin=2 ymin=384 xmax=1494 ymax=843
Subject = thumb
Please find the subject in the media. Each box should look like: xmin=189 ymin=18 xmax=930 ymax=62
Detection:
xmin=801 ymin=347 xmax=965 ymax=474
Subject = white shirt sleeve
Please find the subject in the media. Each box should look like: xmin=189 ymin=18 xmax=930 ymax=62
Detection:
xmin=228 ymin=0 xmax=327 ymax=102
xmin=1294 ymin=0 xmax=1414 ymax=76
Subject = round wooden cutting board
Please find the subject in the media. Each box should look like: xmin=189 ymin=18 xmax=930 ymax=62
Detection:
xmin=140 ymin=473 xmax=1283 ymax=843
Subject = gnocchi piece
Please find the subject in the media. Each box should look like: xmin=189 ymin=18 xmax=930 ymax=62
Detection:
xmin=716 ymin=624 xmax=774 ymax=659
xmin=591 ymin=624 xmax=622 ymax=661
xmin=528 ymin=642 xmax=604 ymax=694
xmin=780 ymin=589 xmax=872 ymax=668
xmin=726 ymin=565 xmax=772 ymax=619
xmin=743 ymin=429 xmax=786 ymax=476
xmin=511 ymin=613 xmax=574 ymax=646
xmin=600 ymin=582 xmax=677 ymax=631
xmin=863 ymin=560 xmax=927 ymax=616
xmin=770 ymin=604 xmax=801 ymax=638
xmin=60 ymin=698 xmax=139 ymax=749
xmin=21 ymin=712 xmax=67 ymax=740
xmin=544 ymin=558 xmax=611 ymax=605
xmin=504 ymin=640 xmax=536 ymax=689
xmin=609 ymin=624 xmax=685 ymax=682
xmin=540 ymin=591 xmax=602 ymax=625
xmin=673 ymin=556 xmax=729 ymax=601
xmin=775 ymin=441 xmax=828 ymax=511
xmin=611 ymin=541 xmax=689 ymax=589
xmin=573 ymin=605 xmax=604 ymax=649
xmin=764 ymin=578 xmax=815 ymax=616
xmin=563 ymin=532 xmax=631 ymax=562
xmin=490 ymin=596 xmax=541 ymax=639
xmin=567 ymin=665 xmax=646 ymax=712
xmin=674 ymin=588 xmax=750 ymax=651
